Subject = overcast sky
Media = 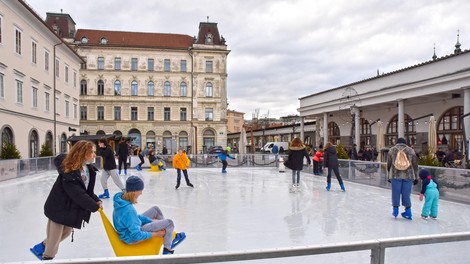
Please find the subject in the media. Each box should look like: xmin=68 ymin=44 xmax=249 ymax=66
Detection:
xmin=26 ymin=0 xmax=470 ymax=119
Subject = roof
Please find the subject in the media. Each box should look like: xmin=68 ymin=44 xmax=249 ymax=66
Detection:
xmin=75 ymin=29 xmax=194 ymax=49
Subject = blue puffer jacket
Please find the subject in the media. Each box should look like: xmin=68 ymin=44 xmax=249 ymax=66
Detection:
xmin=113 ymin=192 xmax=153 ymax=244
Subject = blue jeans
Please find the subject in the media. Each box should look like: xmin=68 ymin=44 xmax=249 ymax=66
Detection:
xmin=391 ymin=179 xmax=412 ymax=207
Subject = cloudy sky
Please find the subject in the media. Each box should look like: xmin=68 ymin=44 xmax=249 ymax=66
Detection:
xmin=26 ymin=0 xmax=470 ymax=119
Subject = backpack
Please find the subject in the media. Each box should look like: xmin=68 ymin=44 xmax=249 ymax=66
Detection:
xmin=394 ymin=149 xmax=411 ymax=170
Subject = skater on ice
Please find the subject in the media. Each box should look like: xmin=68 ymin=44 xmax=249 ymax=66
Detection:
xmin=172 ymin=147 xmax=194 ymax=189
xmin=218 ymin=147 xmax=235 ymax=173
xmin=286 ymin=138 xmax=311 ymax=192
xmin=323 ymin=142 xmax=346 ymax=192
xmin=97 ymin=138 xmax=125 ymax=199
xmin=418 ymin=169 xmax=440 ymax=220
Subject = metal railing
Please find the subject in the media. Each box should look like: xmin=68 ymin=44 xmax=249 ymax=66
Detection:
xmin=44 ymin=231 xmax=470 ymax=264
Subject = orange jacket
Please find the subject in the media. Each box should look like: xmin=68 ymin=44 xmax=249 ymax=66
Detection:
xmin=312 ymin=151 xmax=323 ymax=162
xmin=172 ymin=152 xmax=190 ymax=170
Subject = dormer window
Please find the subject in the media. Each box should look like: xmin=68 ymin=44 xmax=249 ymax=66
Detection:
xmin=81 ymin=36 xmax=89 ymax=44
xmin=100 ymin=37 xmax=108 ymax=45
xmin=205 ymin=33 xmax=213 ymax=44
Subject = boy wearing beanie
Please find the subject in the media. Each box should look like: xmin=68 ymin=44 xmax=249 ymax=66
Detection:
xmin=113 ymin=176 xmax=186 ymax=254
xmin=418 ymin=169 xmax=440 ymax=220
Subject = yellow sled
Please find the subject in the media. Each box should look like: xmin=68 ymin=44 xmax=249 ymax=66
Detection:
xmin=149 ymin=163 xmax=164 ymax=172
xmin=98 ymin=208 xmax=175 ymax=256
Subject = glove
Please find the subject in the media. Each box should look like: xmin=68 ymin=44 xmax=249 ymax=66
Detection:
xmin=419 ymin=194 xmax=424 ymax=201
xmin=413 ymin=179 xmax=419 ymax=185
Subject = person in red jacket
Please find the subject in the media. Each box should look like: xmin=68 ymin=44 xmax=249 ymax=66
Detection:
xmin=312 ymin=149 xmax=323 ymax=175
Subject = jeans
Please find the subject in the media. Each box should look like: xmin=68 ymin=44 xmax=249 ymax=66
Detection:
xmin=391 ymin=179 xmax=412 ymax=207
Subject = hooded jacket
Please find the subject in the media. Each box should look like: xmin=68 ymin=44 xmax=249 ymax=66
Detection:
xmin=97 ymin=144 xmax=117 ymax=171
xmin=112 ymin=192 xmax=153 ymax=244
xmin=287 ymin=146 xmax=310 ymax=170
xmin=323 ymin=146 xmax=339 ymax=168
xmin=386 ymin=143 xmax=418 ymax=180
xmin=44 ymin=154 xmax=101 ymax=229
xmin=173 ymin=152 xmax=191 ymax=170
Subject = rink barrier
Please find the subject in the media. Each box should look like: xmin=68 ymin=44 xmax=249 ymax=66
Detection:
xmin=2 ymin=155 xmax=470 ymax=203
xmin=32 ymin=231 xmax=470 ymax=264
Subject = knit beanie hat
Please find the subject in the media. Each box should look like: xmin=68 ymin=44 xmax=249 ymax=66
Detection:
xmin=419 ymin=169 xmax=430 ymax=180
xmin=126 ymin=176 xmax=144 ymax=192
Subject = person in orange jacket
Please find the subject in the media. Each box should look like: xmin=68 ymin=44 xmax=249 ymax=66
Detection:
xmin=312 ymin=149 xmax=324 ymax=175
xmin=172 ymin=147 xmax=194 ymax=189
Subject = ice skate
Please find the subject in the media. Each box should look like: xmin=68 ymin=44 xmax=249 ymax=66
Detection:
xmin=98 ymin=189 xmax=110 ymax=199
xmin=30 ymin=241 xmax=45 ymax=260
xmin=171 ymin=232 xmax=186 ymax=249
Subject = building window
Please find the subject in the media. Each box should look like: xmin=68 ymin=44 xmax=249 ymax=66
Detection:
xmin=98 ymin=57 xmax=104 ymax=70
xmin=80 ymin=80 xmax=87 ymax=95
xmin=15 ymin=28 xmax=22 ymax=55
xmin=148 ymin=81 xmax=154 ymax=96
xmin=80 ymin=106 xmax=87 ymax=120
xmin=206 ymin=60 xmax=213 ymax=73
xmin=180 ymin=108 xmax=187 ymax=121
xmin=205 ymin=108 xmax=213 ymax=121
xmin=73 ymin=72 xmax=77 ymax=88
xmin=115 ymin=57 xmax=121 ymax=70
xmin=32 ymin=87 xmax=38 ymax=108
xmin=148 ymin=59 xmax=154 ymax=71
xmin=97 ymin=106 xmax=104 ymax=120
xmin=386 ymin=114 xmax=415 ymax=146
xmin=65 ymin=100 xmax=69 ymax=117
xmin=164 ymin=81 xmax=171 ymax=96
xmin=16 ymin=80 xmax=23 ymax=103
xmin=44 ymin=50 xmax=49 ymax=71
xmin=205 ymin=82 xmax=213 ymax=97
xmin=0 ymin=73 xmax=4 ymax=98
xmin=131 ymin=80 xmax=138 ymax=96
xmin=31 ymin=40 xmax=37 ymax=64
xmin=181 ymin=60 xmax=187 ymax=72
xmin=437 ymin=106 xmax=464 ymax=152
xmin=328 ymin=122 xmax=341 ymax=145
xmin=97 ymin=80 xmax=104 ymax=95
xmin=179 ymin=131 xmax=188 ymax=149
xmin=29 ymin=130 xmax=38 ymax=158
xmin=131 ymin=107 xmax=138 ymax=120
xmin=45 ymin=92 xmax=50 ymax=111
xmin=55 ymin=58 xmax=59 ymax=78
xmin=180 ymin=82 xmax=187 ymax=97
xmin=73 ymin=103 xmax=77 ymax=119
xmin=147 ymin=107 xmax=154 ymax=121
xmin=64 ymin=65 xmax=69 ymax=83
xmin=164 ymin=59 xmax=170 ymax=72
xmin=131 ymin=58 xmax=138 ymax=71
xmin=114 ymin=80 xmax=121 ymax=95
xmin=114 ymin=106 xmax=121 ymax=120
xmin=164 ymin=107 xmax=171 ymax=121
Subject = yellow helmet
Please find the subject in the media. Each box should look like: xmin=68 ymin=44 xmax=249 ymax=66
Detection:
xmin=226 ymin=147 xmax=231 ymax=152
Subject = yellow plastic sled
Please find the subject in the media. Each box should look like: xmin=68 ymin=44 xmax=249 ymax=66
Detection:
xmin=98 ymin=208 xmax=175 ymax=256
xmin=149 ymin=163 xmax=163 ymax=172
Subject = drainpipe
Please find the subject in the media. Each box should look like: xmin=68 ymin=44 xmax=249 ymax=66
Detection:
xmin=188 ymin=47 xmax=197 ymax=154
xmin=53 ymin=42 xmax=64 ymax=155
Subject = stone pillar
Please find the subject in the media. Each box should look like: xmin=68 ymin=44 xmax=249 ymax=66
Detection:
xmin=300 ymin=117 xmax=305 ymax=142
xmin=323 ymin=112 xmax=328 ymax=145
xmin=397 ymin=100 xmax=405 ymax=139
xmin=353 ymin=106 xmax=361 ymax=150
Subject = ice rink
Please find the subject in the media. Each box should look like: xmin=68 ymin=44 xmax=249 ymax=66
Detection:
xmin=1 ymin=167 xmax=470 ymax=263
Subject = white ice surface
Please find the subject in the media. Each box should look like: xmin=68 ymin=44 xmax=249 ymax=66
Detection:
xmin=1 ymin=167 xmax=469 ymax=263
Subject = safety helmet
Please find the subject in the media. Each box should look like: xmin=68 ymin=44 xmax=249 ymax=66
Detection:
xmin=226 ymin=147 xmax=231 ymax=152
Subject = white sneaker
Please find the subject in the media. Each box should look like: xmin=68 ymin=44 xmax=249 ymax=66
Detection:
xmin=289 ymin=185 xmax=296 ymax=193
xmin=295 ymin=184 xmax=300 ymax=192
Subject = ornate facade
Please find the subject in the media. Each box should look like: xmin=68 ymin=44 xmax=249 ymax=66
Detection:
xmin=46 ymin=13 xmax=230 ymax=154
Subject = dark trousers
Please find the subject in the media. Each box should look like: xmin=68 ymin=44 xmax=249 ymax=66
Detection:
xmin=222 ymin=160 xmax=228 ymax=171
xmin=327 ymin=166 xmax=344 ymax=185
xmin=137 ymin=154 xmax=144 ymax=167
xmin=313 ymin=161 xmax=320 ymax=174
xmin=176 ymin=169 xmax=191 ymax=187
xmin=118 ymin=157 xmax=127 ymax=171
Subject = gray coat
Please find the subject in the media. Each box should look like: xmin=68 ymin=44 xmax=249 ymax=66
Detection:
xmin=386 ymin=143 xmax=418 ymax=181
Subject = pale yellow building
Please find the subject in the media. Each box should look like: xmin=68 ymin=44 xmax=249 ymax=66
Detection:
xmin=0 ymin=1 xmax=82 ymax=158
xmin=45 ymin=13 xmax=230 ymax=154
xmin=227 ymin=110 xmax=245 ymax=133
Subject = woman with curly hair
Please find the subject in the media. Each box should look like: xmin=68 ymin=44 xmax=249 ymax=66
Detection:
xmin=286 ymin=138 xmax=311 ymax=192
xmin=30 ymin=140 xmax=102 ymax=260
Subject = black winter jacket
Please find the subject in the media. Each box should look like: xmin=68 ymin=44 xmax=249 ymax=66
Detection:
xmin=117 ymin=142 xmax=129 ymax=159
xmin=44 ymin=155 xmax=101 ymax=229
xmin=323 ymin=146 xmax=339 ymax=168
xmin=287 ymin=146 xmax=310 ymax=170
xmin=97 ymin=145 xmax=117 ymax=170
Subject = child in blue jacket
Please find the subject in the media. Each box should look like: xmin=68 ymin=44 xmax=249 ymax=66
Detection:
xmin=418 ymin=169 xmax=439 ymax=220
xmin=113 ymin=176 xmax=185 ymax=254
xmin=218 ymin=147 xmax=235 ymax=173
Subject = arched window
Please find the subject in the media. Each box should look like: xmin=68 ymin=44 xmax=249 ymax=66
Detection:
xmin=146 ymin=131 xmax=156 ymax=148
xmin=1 ymin=126 xmax=14 ymax=147
xmin=45 ymin=131 xmax=53 ymax=151
xmin=96 ymin=130 xmax=106 ymax=135
xmin=360 ymin=118 xmax=371 ymax=147
xmin=203 ymin=129 xmax=215 ymax=151
xmin=29 ymin=130 xmax=39 ymax=158
xmin=164 ymin=81 xmax=171 ymax=96
xmin=179 ymin=131 xmax=188 ymax=149
xmin=60 ymin=133 xmax=67 ymax=154
xmin=180 ymin=82 xmax=187 ymax=97
xmin=131 ymin=80 xmax=138 ymax=96
xmin=205 ymin=82 xmax=213 ymax=97
xmin=162 ymin=130 xmax=173 ymax=150
xmin=128 ymin=128 xmax=141 ymax=147
xmin=437 ymin=106 xmax=464 ymax=152
xmin=114 ymin=80 xmax=121 ymax=96
xmin=97 ymin=80 xmax=104 ymax=96
xmin=80 ymin=80 xmax=87 ymax=95
xmin=386 ymin=114 xmax=415 ymax=146
xmin=328 ymin=122 xmax=340 ymax=145
xmin=148 ymin=81 xmax=154 ymax=96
